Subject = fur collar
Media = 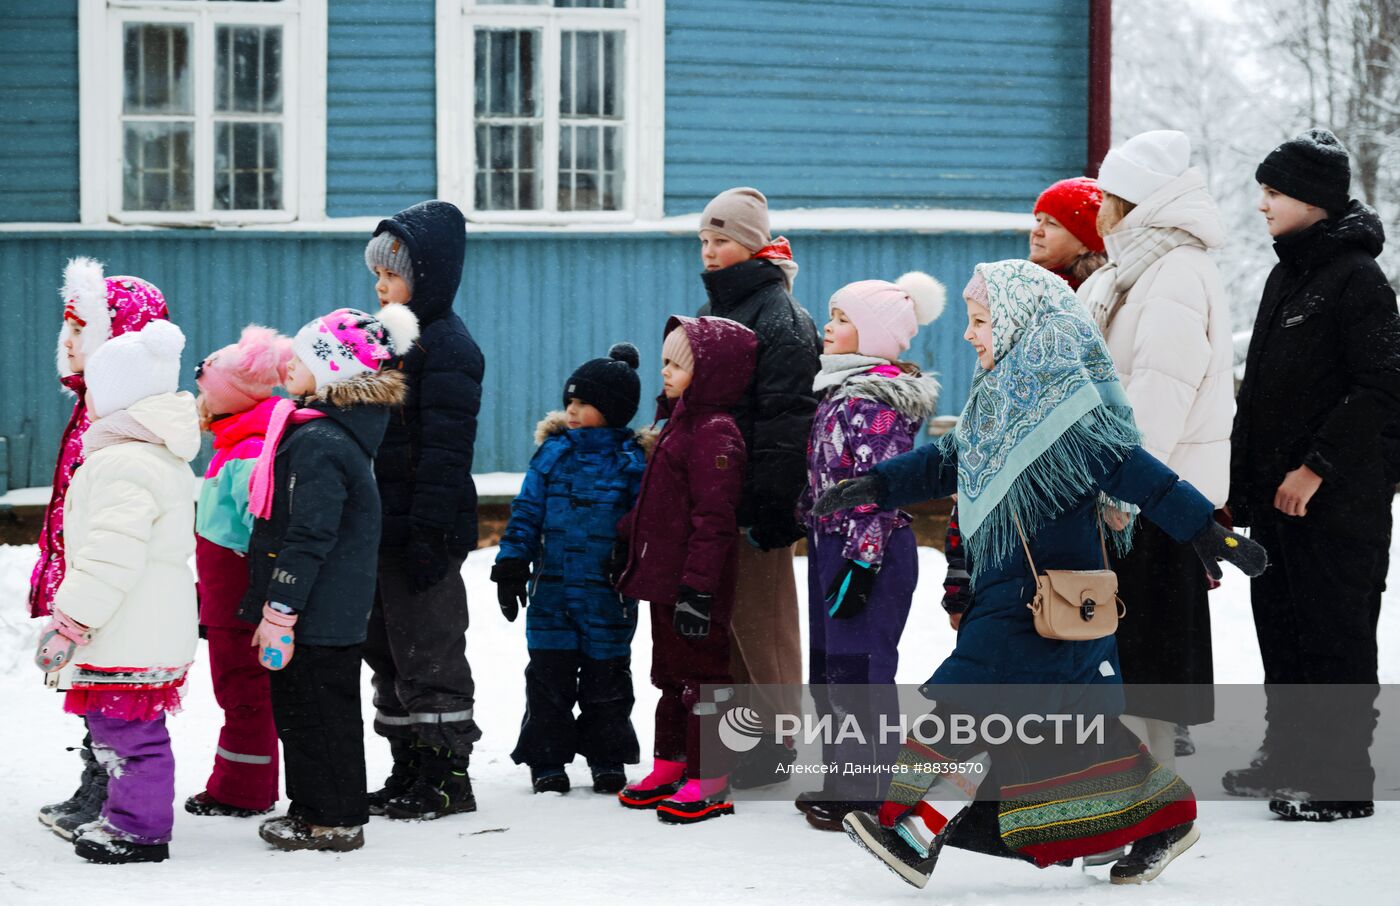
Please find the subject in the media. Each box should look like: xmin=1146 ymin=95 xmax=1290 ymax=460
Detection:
xmin=305 ymin=369 xmax=407 ymax=409
xmin=532 ymin=410 xmax=659 ymax=457
xmin=831 ymin=370 xmax=941 ymax=420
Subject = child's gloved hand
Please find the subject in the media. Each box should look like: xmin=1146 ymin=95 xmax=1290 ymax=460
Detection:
xmin=812 ymin=474 xmax=887 ymax=517
xmin=251 ymin=603 xmax=298 ymax=671
xmin=491 ymin=558 xmax=530 ymax=622
xmin=406 ymin=527 xmax=452 ymax=593
xmin=825 ymin=559 xmax=879 ymax=619
xmin=35 ymin=610 xmax=91 ymax=673
xmin=673 ymin=585 xmax=714 ymax=640
xmin=1190 ymin=520 xmax=1269 ymax=580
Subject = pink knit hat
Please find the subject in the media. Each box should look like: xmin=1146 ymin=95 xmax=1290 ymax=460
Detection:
xmin=292 ymin=306 xmax=420 ymax=391
xmin=827 ymin=272 xmax=946 ymax=361
xmin=196 ymin=325 xmax=295 ymax=416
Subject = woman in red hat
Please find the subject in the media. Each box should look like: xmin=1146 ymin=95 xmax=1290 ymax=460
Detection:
xmin=1028 ymin=176 xmax=1108 ymax=289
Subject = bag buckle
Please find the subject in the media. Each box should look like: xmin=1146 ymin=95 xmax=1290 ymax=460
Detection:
xmin=1080 ymin=598 xmax=1097 ymax=622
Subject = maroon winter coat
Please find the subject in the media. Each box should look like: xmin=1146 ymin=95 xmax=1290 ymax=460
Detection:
xmin=618 ymin=316 xmax=757 ymax=602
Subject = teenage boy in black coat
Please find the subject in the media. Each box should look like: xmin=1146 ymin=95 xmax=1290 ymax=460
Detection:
xmin=1227 ymin=129 xmax=1400 ymax=822
xmin=362 ymin=200 xmax=486 ymax=820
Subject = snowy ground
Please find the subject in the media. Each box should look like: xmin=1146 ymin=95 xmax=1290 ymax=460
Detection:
xmin=1 ymin=525 xmax=1397 ymax=904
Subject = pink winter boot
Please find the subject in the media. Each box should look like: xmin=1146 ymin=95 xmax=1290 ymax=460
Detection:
xmin=618 ymin=759 xmax=685 ymax=810
xmin=657 ymin=775 xmax=733 ymax=824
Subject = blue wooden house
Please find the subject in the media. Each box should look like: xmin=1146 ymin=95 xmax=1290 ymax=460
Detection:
xmin=0 ymin=0 xmax=1109 ymax=491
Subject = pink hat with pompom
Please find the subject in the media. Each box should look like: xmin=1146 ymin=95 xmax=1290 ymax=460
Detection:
xmin=196 ymin=325 xmax=295 ymax=416
xmin=828 ymin=271 xmax=946 ymax=361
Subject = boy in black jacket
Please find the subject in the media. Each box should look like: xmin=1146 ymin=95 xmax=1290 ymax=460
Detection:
xmin=1228 ymin=129 xmax=1400 ymax=822
xmin=243 ymin=306 xmax=417 ymax=852
xmin=361 ymin=200 xmax=486 ymax=820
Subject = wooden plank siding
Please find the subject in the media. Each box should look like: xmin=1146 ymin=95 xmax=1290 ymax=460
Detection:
xmin=0 ymin=0 xmax=80 ymax=222
xmin=0 ymin=229 xmax=1022 ymax=486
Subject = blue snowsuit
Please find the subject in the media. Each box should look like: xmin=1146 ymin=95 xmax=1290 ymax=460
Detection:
xmin=497 ymin=417 xmax=647 ymax=767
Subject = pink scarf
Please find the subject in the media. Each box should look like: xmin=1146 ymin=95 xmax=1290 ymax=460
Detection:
xmin=248 ymin=398 xmax=327 ymax=520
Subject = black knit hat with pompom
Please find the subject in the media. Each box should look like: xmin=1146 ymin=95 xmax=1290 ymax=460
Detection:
xmin=563 ymin=342 xmax=641 ymax=427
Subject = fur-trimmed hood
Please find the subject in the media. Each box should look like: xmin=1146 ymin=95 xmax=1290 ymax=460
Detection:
xmin=829 ymin=369 xmax=941 ymax=421
xmin=533 ymin=409 xmax=659 ymax=457
xmin=56 ymin=257 xmax=169 ymax=382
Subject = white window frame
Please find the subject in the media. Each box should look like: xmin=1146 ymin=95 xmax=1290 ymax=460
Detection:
xmin=436 ymin=0 xmax=665 ymax=224
xmin=78 ymin=0 xmax=327 ymax=226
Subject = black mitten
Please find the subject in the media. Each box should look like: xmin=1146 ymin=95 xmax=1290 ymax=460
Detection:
xmin=673 ymin=585 xmax=714 ymax=640
xmin=812 ymin=474 xmax=887 ymax=517
xmin=746 ymin=495 xmax=806 ymax=551
xmin=406 ymin=527 xmax=453 ymax=593
xmin=824 ymin=559 xmax=879 ymax=619
xmin=490 ymin=558 xmax=531 ymax=622
xmin=1190 ymin=520 xmax=1269 ymax=580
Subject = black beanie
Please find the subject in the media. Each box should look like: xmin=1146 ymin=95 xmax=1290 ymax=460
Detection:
xmin=1255 ymin=128 xmax=1351 ymax=214
xmin=563 ymin=342 xmax=641 ymax=428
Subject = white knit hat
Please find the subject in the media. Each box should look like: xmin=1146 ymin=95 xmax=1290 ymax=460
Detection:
xmin=1097 ymin=130 xmax=1192 ymax=204
xmin=86 ymin=320 xmax=186 ymax=418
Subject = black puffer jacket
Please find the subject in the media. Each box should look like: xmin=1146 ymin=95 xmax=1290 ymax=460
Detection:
xmin=1230 ymin=201 xmax=1400 ymax=530
xmin=698 ymin=259 xmax=821 ymax=526
xmin=240 ymin=371 xmax=405 ymax=645
xmin=371 ymin=200 xmax=485 ymax=555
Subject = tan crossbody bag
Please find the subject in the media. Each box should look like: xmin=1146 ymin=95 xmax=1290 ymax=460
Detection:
xmin=1013 ymin=511 xmax=1125 ymax=641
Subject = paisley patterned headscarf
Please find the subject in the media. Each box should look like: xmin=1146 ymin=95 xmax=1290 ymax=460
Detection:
xmin=945 ymin=259 xmax=1140 ymax=576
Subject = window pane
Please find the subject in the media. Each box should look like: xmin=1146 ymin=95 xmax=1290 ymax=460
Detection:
xmin=475 ymin=29 xmax=539 ymax=116
xmin=572 ymin=32 xmax=600 ymax=116
xmin=123 ymin=23 xmax=192 ymax=114
xmin=214 ymin=122 xmax=283 ymax=211
xmin=560 ymin=32 xmax=573 ymax=116
xmin=123 ymin=122 xmax=194 ymax=211
xmin=555 ymin=0 xmax=626 ymax=7
xmin=602 ymin=31 xmax=623 ymax=117
xmin=476 ymin=123 xmax=539 ymax=210
xmin=216 ymin=26 xmax=282 ymax=114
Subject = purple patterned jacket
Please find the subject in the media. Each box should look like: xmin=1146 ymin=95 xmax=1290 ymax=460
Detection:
xmin=800 ymin=360 xmax=940 ymax=564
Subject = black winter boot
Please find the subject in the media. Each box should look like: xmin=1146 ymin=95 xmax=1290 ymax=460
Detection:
xmin=385 ymin=745 xmax=476 ymax=820
xmin=589 ymin=763 xmax=627 ymax=795
xmin=1109 ymin=821 xmax=1200 ymax=884
xmin=73 ymin=825 xmax=169 ymax=864
xmin=184 ymin=791 xmax=274 ymax=818
xmin=729 ymin=739 xmax=797 ymax=790
xmin=1222 ymin=748 xmax=1287 ymax=798
xmin=531 ymin=765 xmax=570 ymax=794
xmin=1269 ymin=797 xmax=1374 ymax=822
xmin=51 ymin=764 xmax=109 ymax=842
xmin=368 ymin=737 xmax=420 ymax=816
xmin=842 ymin=810 xmax=962 ymax=890
xmin=38 ymin=741 xmax=102 ymax=830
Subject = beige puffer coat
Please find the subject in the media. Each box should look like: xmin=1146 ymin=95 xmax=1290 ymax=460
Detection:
xmin=1079 ymin=168 xmax=1234 ymax=506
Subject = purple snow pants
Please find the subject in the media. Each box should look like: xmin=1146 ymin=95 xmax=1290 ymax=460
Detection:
xmin=87 ymin=713 xmax=175 ymax=845
xmin=806 ymin=527 xmax=917 ymax=800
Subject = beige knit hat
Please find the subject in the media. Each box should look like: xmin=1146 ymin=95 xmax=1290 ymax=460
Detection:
xmin=699 ymin=187 xmax=772 ymax=252
xmin=661 ymin=325 xmax=695 ymax=372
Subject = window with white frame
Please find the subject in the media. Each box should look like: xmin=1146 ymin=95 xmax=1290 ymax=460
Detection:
xmin=79 ymin=0 xmax=327 ymax=224
xmin=437 ymin=0 xmax=665 ymax=222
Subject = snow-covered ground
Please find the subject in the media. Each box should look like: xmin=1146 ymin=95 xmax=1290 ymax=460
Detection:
xmin=1 ymin=526 xmax=1396 ymax=904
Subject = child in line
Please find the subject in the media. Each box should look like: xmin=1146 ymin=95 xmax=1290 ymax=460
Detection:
xmin=242 ymin=306 xmax=418 ymax=853
xmin=1227 ymin=128 xmax=1400 ymax=821
xmin=36 ymin=320 xmax=200 ymax=864
xmin=491 ymin=344 xmax=648 ymax=795
xmin=361 ymin=200 xmax=485 ymax=821
xmin=616 ymin=316 xmax=756 ymax=824
xmin=35 ymin=258 xmax=169 ymax=840
xmin=185 ymin=326 xmax=294 ymax=818
xmin=797 ymin=272 xmax=943 ymax=830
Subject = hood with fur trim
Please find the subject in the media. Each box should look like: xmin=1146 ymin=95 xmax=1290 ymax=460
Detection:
xmin=57 ymin=257 xmax=169 ymax=381
xmin=533 ymin=409 xmax=659 ymax=457
xmin=831 ymin=369 xmax=941 ymax=421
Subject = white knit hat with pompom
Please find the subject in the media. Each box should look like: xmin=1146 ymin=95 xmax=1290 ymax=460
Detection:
xmin=86 ymin=319 xmax=187 ymax=417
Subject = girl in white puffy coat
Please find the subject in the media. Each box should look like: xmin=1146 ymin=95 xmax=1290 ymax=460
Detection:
xmin=36 ymin=319 xmax=200 ymax=864
xmin=1079 ymin=129 xmax=1233 ymax=768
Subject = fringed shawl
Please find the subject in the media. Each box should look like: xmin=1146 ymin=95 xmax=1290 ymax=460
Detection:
xmin=948 ymin=260 xmax=1140 ymax=578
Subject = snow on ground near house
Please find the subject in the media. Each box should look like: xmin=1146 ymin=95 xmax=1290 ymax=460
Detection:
xmin=1 ymin=523 xmax=1397 ymax=905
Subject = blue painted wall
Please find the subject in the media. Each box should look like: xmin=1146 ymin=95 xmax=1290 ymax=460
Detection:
xmin=662 ymin=0 xmax=1089 ymax=213
xmin=0 ymin=0 xmax=1089 ymax=220
xmin=0 ymin=0 xmax=79 ymax=222
xmin=0 ymin=230 xmax=1022 ymax=488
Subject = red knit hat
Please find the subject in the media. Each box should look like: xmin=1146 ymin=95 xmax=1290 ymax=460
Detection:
xmin=1033 ymin=177 xmax=1105 ymax=253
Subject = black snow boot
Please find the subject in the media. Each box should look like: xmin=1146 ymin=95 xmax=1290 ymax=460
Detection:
xmin=368 ymin=737 xmax=420 ymax=816
xmin=38 ymin=741 xmax=103 ymax=831
xmin=184 ymin=791 xmax=274 ymax=818
xmin=728 ymin=739 xmax=797 ymax=790
xmin=531 ymin=766 xmax=570 ymax=794
xmin=794 ymin=790 xmax=822 ymax=815
xmin=1269 ymin=797 xmax=1374 ymax=822
xmin=1109 ymin=821 xmax=1200 ymax=885
xmin=1222 ymin=749 xmax=1287 ymax=798
xmin=385 ymin=745 xmax=476 ymax=820
xmin=1174 ymin=723 xmax=1196 ymax=758
xmin=258 ymin=815 xmax=364 ymax=852
xmin=74 ymin=825 xmax=170 ymax=864
xmin=805 ymin=800 xmax=879 ymax=832
xmin=589 ymin=763 xmax=627 ymax=795
xmin=51 ymin=765 xmax=109 ymax=841
xmin=842 ymin=809 xmax=962 ymax=890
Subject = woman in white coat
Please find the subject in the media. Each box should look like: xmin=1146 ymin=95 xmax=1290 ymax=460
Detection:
xmin=1079 ymin=129 xmax=1234 ymax=769
xmin=36 ymin=319 xmax=200 ymax=864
